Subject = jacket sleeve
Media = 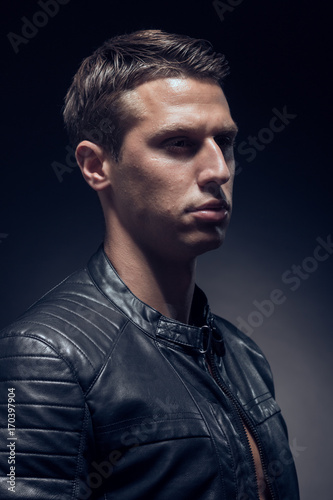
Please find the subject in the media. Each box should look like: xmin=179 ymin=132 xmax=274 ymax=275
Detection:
xmin=0 ymin=332 xmax=94 ymax=500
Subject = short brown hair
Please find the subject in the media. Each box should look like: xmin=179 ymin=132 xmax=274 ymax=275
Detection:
xmin=63 ymin=29 xmax=229 ymax=160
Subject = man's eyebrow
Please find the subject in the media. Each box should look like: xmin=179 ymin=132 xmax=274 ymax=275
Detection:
xmin=150 ymin=123 xmax=239 ymax=139
xmin=215 ymin=124 xmax=239 ymax=136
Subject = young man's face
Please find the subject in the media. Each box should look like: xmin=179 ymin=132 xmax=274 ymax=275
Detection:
xmin=104 ymin=77 xmax=238 ymax=262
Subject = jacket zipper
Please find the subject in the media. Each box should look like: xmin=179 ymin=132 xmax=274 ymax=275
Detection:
xmin=202 ymin=325 xmax=276 ymax=500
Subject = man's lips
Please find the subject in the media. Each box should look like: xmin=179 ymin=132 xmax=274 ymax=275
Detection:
xmin=187 ymin=199 xmax=231 ymax=222
xmin=192 ymin=199 xmax=230 ymax=212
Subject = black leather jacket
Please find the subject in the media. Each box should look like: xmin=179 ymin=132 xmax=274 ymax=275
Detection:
xmin=0 ymin=246 xmax=299 ymax=499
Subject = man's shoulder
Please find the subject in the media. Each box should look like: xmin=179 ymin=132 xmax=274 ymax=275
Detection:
xmin=0 ymin=265 xmax=128 ymax=391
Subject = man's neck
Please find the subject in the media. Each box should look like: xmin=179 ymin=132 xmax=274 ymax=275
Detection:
xmin=103 ymin=237 xmax=197 ymax=324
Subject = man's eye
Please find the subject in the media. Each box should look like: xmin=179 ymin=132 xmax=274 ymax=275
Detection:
xmin=166 ymin=138 xmax=193 ymax=149
xmin=215 ymin=135 xmax=236 ymax=150
xmin=163 ymin=138 xmax=197 ymax=156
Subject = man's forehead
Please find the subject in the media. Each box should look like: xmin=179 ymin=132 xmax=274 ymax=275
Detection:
xmin=121 ymin=77 xmax=235 ymax=130
xmin=129 ymin=77 xmax=228 ymax=107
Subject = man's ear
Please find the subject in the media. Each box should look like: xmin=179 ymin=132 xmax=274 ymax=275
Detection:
xmin=76 ymin=140 xmax=112 ymax=191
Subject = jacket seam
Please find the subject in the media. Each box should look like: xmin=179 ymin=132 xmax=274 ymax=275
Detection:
xmin=155 ymin=335 xmax=201 ymax=353
xmin=97 ymin=416 xmax=204 ymax=435
xmin=243 ymin=391 xmax=272 ymax=407
xmin=0 ymin=403 xmax=81 ymax=409
xmin=4 ymin=322 xmax=95 ymax=370
xmin=0 ymin=334 xmax=86 ymax=389
xmin=85 ymin=318 xmax=130 ymax=396
xmin=0 ymin=379 xmax=77 ymax=384
xmin=0 ymin=452 xmax=77 ymax=458
xmin=2 ymin=427 xmax=81 ymax=432
xmin=95 ymin=411 xmax=200 ymax=430
xmin=50 ymin=292 xmax=121 ymax=331
xmin=0 ymin=354 xmax=58 ymax=360
xmin=72 ymin=404 xmax=91 ymax=499
xmin=30 ymin=308 xmax=107 ymax=355
xmin=44 ymin=297 xmax=115 ymax=342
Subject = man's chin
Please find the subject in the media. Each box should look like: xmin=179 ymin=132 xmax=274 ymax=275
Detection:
xmin=190 ymin=231 xmax=226 ymax=258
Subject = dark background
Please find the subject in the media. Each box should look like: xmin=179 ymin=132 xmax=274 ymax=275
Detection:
xmin=1 ymin=1 xmax=332 ymax=497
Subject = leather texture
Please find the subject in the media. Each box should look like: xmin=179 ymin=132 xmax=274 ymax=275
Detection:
xmin=0 ymin=246 xmax=300 ymax=499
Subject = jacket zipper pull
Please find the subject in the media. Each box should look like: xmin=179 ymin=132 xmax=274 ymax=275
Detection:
xmin=199 ymin=323 xmax=225 ymax=357
xmin=199 ymin=325 xmax=212 ymax=355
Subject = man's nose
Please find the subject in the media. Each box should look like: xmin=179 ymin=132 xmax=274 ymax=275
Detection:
xmin=196 ymin=138 xmax=231 ymax=189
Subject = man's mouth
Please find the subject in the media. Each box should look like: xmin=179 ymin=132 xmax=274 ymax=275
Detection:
xmin=187 ymin=199 xmax=230 ymax=222
xmin=193 ymin=199 xmax=230 ymax=212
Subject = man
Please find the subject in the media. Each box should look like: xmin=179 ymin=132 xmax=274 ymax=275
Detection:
xmin=0 ymin=30 xmax=299 ymax=499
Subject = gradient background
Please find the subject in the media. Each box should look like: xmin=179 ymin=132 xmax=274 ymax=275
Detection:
xmin=1 ymin=1 xmax=332 ymax=497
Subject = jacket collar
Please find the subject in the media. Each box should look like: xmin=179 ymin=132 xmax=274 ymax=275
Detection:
xmin=87 ymin=245 xmax=215 ymax=353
